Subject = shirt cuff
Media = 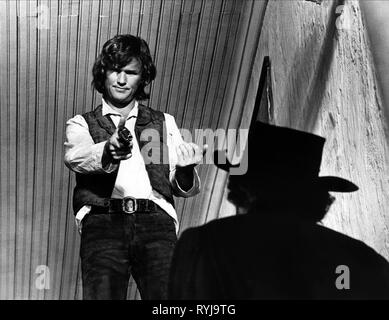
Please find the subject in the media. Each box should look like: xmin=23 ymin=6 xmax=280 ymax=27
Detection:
xmin=75 ymin=205 xmax=92 ymax=235
xmin=172 ymin=168 xmax=201 ymax=197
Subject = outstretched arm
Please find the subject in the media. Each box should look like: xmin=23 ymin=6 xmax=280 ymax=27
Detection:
xmin=64 ymin=115 xmax=132 ymax=173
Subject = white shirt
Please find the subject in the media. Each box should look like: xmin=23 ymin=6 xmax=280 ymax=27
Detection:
xmin=64 ymin=99 xmax=200 ymax=233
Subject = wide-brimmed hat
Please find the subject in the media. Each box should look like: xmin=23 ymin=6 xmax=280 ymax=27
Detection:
xmin=214 ymin=122 xmax=358 ymax=192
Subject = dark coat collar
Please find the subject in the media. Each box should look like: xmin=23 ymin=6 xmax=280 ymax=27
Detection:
xmin=94 ymin=103 xmax=154 ymax=136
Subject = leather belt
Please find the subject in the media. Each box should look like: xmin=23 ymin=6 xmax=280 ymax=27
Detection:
xmin=91 ymin=197 xmax=158 ymax=215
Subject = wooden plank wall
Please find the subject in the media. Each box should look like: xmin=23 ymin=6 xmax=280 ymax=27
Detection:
xmin=253 ymin=0 xmax=389 ymax=259
xmin=0 ymin=0 xmax=267 ymax=299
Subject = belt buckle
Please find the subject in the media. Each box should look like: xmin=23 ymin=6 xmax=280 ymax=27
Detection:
xmin=122 ymin=197 xmax=137 ymax=214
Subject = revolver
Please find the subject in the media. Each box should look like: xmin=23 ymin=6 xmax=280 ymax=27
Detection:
xmin=117 ymin=127 xmax=133 ymax=147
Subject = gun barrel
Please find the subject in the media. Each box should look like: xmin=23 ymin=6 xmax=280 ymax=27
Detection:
xmin=118 ymin=127 xmax=133 ymax=146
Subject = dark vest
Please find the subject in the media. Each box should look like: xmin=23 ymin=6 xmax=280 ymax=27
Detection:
xmin=72 ymin=104 xmax=174 ymax=214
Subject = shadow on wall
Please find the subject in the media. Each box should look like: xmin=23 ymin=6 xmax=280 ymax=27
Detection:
xmin=283 ymin=0 xmax=339 ymax=132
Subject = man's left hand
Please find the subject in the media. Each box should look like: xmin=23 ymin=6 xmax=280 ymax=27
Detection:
xmin=176 ymin=142 xmax=207 ymax=168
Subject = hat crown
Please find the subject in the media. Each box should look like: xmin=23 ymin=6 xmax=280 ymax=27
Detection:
xmin=246 ymin=122 xmax=325 ymax=179
xmin=214 ymin=122 xmax=358 ymax=192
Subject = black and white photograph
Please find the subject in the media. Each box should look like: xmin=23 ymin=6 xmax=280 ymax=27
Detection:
xmin=0 ymin=0 xmax=388 ymax=308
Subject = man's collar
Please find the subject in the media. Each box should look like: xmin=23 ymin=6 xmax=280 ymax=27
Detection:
xmin=102 ymin=98 xmax=138 ymax=119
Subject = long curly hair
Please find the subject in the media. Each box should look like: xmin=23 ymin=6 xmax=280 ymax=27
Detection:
xmin=92 ymin=34 xmax=156 ymax=100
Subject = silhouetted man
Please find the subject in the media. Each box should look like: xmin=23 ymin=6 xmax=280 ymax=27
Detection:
xmin=169 ymin=122 xmax=389 ymax=299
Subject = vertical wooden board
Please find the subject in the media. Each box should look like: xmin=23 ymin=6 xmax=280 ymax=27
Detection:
xmin=51 ymin=6 xmax=84 ymax=300
xmin=115 ymin=0 xmax=124 ymax=35
xmin=20 ymin=0 xmax=39 ymax=299
xmin=98 ymin=0 xmax=114 ymax=49
xmin=201 ymin=0 xmax=240 ymax=129
xmin=169 ymin=3 xmax=202 ymax=228
xmin=72 ymin=0 xmax=88 ymax=114
xmin=205 ymin=1 xmax=248 ymax=131
xmin=149 ymin=0 xmax=182 ymax=112
xmin=181 ymin=0 xmax=223 ymax=129
xmin=149 ymin=0 xmax=164 ymax=58
xmin=45 ymin=0 xmax=75 ymax=299
xmin=230 ymin=0 xmax=268 ymax=130
xmin=0 ymin=0 xmax=6 ymax=299
xmin=127 ymin=0 xmax=141 ymax=35
xmin=14 ymin=0 xmax=28 ymax=299
xmin=118 ymin=0 xmax=133 ymax=34
xmin=176 ymin=194 xmax=190 ymax=227
xmin=134 ymin=0 xmax=146 ymax=36
xmin=75 ymin=0 xmax=101 ymax=114
xmin=137 ymin=0 xmax=150 ymax=40
xmin=60 ymin=6 xmax=87 ymax=300
xmin=0 ymin=0 xmax=13 ymax=300
xmin=193 ymin=0 xmax=241 ymax=130
xmin=29 ymin=0 xmax=40 ymax=299
xmin=74 ymin=260 xmax=82 ymax=299
xmin=213 ymin=171 xmax=236 ymax=219
xmin=49 ymin=0 xmax=79 ymax=300
xmin=139 ymin=0 xmax=162 ymax=101
xmin=38 ymin=0 xmax=60 ymax=300
xmin=62 ymin=4 xmax=81 ymax=130
xmin=4 ymin=0 xmax=20 ymax=300
xmin=177 ymin=163 xmax=211 ymax=230
xmin=109 ymin=0 xmax=122 ymax=38
xmin=59 ymin=187 xmax=80 ymax=300
xmin=201 ymin=171 xmax=226 ymax=224
xmin=229 ymin=0 xmax=265 ymax=129
xmin=127 ymin=276 xmax=140 ymax=300
xmin=196 ymin=167 xmax=216 ymax=225
xmin=138 ymin=0 xmax=161 ymax=55
xmin=166 ymin=0 xmax=202 ymax=126
xmin=29 ymin=0 xmax=53 ymax=300
xmin=90 ymin=0 xmax=103 ymax=108
xmin=176 ymin=0 xmax=203 ymax=124
xmin=96 ymin=0 xmax=122 ymax=41
xmin=213 ymin=21 xmax=241 ymax=128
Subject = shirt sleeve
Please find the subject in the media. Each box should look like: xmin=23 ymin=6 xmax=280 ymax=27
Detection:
xmin=64 ymin=115 xmax=118 ymax=174
xmin=165 ymin=113 xmax=201 ymax=198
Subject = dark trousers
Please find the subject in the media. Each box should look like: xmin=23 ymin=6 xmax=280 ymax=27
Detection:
xmin=80 ymin=206 xmax=177 ymax=300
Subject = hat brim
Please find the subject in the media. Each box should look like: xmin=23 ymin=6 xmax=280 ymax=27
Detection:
xmin=317 ymin=176 xmax=358 ymax=193
xmin=214 ymin=150 xmax=359 ymax=193
xmin=214 ymin=150 xmax=241 ymax=171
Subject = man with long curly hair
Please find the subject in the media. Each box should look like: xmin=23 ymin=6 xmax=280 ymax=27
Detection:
xmin=64 ymin=34 xmax=204 ymax=300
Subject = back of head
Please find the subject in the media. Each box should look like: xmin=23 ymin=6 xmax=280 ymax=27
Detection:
xmin=227 ymin=174 xmax=335 ymax=223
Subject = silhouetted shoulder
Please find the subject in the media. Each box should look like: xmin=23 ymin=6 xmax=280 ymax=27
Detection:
xmin=169 ymin=225 xmax=224 ymax=299
xmin=170 ymin=214 xmax=389 ymax=299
